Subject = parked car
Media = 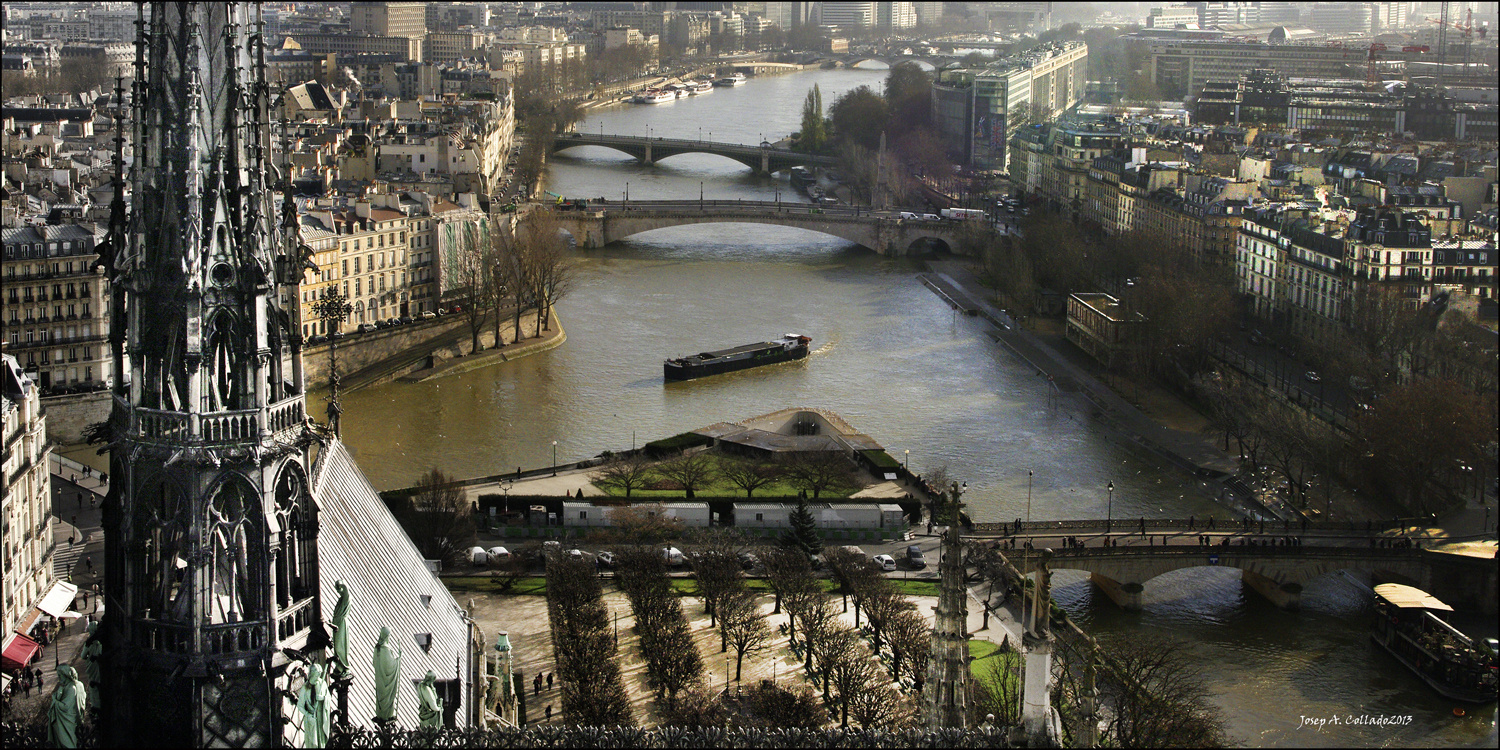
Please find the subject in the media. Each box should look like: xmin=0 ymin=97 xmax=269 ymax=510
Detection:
xmin=355 ymin=323 xmax=374 ymax=334
xmin=596 ymin=551 xmax=616 ymax=568
xmin=399 ymin=316 xmax=414 ymax=325
xmin=662 ymin=546 xmax=685 ymax=566
xmin=873 ymin=554 xmax=897 ymax=572
xmin=421 ymin=311 xmax=437 ymax=319
xmin=1304 ymin=370 xmax=1321 ymax=383
xmin=373 ymin=319 xmax=389 ymax=329
xmin=906 ymin=545 xmax=926 ymax=569
xmin=306 ymin=334 xmax=326 ymax=345
xmin=737 ymin=551 xmax=759 ymax=570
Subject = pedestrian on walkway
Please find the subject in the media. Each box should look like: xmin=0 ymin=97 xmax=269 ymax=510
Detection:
xmin=533 ymin=673 xmax=542 ymax=696
xmin=546 ymin=672 xmax=553 ymax=690
xmin=545 ymin=704 xmax=553 ymax=721
xmin=84 ymin=556 xmax=93 ymax=573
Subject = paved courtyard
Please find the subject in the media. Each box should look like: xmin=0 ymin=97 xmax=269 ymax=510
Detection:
xmin=463 ymin=578 xmax=1016 ymax=726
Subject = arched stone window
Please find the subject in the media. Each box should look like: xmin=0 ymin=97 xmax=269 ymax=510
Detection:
xmin=133 ymin=476 xmax=190 ymax=621
xmin=273 ymin=462 xmax=316 ymax=610
xmin=205 ymin=311 xmax=243 ymax=410
xmin=205 ymin=478 xmax=263 ymax=624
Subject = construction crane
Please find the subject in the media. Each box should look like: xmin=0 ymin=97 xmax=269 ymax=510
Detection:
xmin=1366 ymin=43 xmax=1387 ymax=89
xmin=1428 ymin=3 xmax=1492 ymax=87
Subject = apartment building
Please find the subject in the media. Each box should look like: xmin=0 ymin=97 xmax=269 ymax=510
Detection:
xmin=1 ymin=354 xmax=54 ymax=648
xmin=1 ymin=224 xmax=111 ymax=392
xmin=1149 ymin=39 xmax=1374 ymax=98
xmin=961 ymin=41 xmax=1089 ymax=171
xmin=352 ymin=1 xmax=427 ymax=39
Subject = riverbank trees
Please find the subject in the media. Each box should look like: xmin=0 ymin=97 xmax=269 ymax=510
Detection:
xmin=386 ymin=469 xmax=475 ymax=569
xmin=545 ymin=552 xmax=634 ymax=725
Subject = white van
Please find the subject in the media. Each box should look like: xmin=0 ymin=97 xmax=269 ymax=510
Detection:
xmin=921 ymin=213 xmax=941 ymax=221
xmin=469 ymin=547 xmax=489 ymax=566
xmin=662 ymin=546 xmax=685 ymax=566
xmin=898 ymin=211 xmax=919 ymax=220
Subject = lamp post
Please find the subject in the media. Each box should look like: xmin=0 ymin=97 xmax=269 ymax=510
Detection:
xmin=1106 ymin=481 xmax=1114 ymax=532
xmin=1027 ymin=469 xmax=1033 ymax=524
xmin=552 ymin=440 xmax=558 ymax=476
xmin=700 ymin=181 xmax=704 ymax=206
xmin=624 ymin=182 xmax=629 ymax=202
xmin=903 ymin=449 xmax=910 ymax=472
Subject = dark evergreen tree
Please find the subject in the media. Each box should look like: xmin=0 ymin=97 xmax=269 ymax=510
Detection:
xmin=780 ymin=496 xmax=823 ymax=558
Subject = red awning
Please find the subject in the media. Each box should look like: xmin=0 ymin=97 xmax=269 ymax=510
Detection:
xmin=1 ymin=633 xmax=41 ymax=672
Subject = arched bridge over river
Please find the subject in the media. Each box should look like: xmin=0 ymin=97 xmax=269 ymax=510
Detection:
xmin=552 ymin=133 xmax=839 ymax=174
xmin=547 ymin=200 xmax=976 ymax=256
xmin=970 ymin=518 xmax=1495 ymax=613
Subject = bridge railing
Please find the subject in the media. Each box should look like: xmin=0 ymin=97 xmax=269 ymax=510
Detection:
xmin=1022 ymin=545 xmax=1430 ymax=559
xmin=970 ymin=517 xmax=1400 ymax=535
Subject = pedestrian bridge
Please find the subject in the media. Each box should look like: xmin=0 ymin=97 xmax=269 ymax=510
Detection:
xmin=547 ymin=200 xmax=977 ymax=256
xmin=551 ymin=133 xmax=838 ymax=174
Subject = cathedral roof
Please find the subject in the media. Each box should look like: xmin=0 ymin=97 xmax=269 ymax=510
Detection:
xmin=312 ymin=439 xmax=473 ymax=729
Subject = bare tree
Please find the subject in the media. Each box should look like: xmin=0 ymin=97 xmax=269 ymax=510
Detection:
xmin=1356 ymin=378 xmax=1490 ymax=515
xmin=782 ymin=451 xmax=857 ymax=500
xmin=655 ymin=451 xmax=719 ymax=499
xmin=595 ymin=454 xmax=657 ymax=499
xmin=847 ymin=678 xmax=918 ymax=729
xmin=386 ymin=469 xmax=475 ymax=569
xmin=1104 ymin=634 xmax=1230 ymax=748
xmin=691 ymin=550 xmax=742 ymax=630
xmin=761 ymin=547 xmax=812 ymax=616
xmin=720 ymin=456 xmax=782 ymax=499
xmin=445 ymin=216 xmax=494 ymax=353
xmin=606 ymin=502 xmax=684 ymax=546
xmin=719 ymin=589 xmax=771 ymax=681
xmin=886 ymin=607 xmax=930 ymax=690
xmin=519 ymin=210 xmax=574 ymax=335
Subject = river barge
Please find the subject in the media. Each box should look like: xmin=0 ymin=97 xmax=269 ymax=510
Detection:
xmin=664 ymin=334 xmax=810 ymax=381
xmin=1371 ymin=583 xmax=1498 ymax=703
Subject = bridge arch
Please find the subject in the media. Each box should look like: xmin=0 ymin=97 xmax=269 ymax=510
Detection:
xmin=602 ymin=216 xmax=880 ymax=252
xmin=848 ymin=57 xmax=941 ymax=71
xmin=551 ymin=142 xmax=765 ymax=172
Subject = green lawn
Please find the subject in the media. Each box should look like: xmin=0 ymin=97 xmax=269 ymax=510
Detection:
xmin=969 ymin=638 xmax=1021 ymax=690
xmin=594 ymin=452 xmax=866 ymax=499
xmin=886 ymin=579 xmax=942 ymax=597
xmin=442 ymin=575 xmax=548 ymax=595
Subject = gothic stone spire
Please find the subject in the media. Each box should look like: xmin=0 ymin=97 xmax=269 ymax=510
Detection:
xmin=924 ymin=483 xmax=971 ymax=729
xmin=100 ymin=4 xmax=322 ymax=747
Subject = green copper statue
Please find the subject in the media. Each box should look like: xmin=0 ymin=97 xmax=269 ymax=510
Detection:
xmin=330 ymin=580 xmax=351 ymax=679
xmin=82 ymin=621 xmax=102 ymax=709
xmin=296 ymin=663 xmax=332 ymax=748
xmin=372 ymin=626 xmax=401 ymax=724
xmin=46 ymin=664 xmax=88 ymax=748
xmin=417 ymin=670 xmax=443 ymax=728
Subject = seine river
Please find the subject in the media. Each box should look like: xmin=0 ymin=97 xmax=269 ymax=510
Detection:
xmin=331 ymin=66 xmax=1496 ymax=747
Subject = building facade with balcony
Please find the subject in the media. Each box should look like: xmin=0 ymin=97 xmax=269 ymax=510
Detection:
xmin=2 ymin=224 xmax=112 ymax=393
xmin=1 ymin=354 xmax=54 ymax=651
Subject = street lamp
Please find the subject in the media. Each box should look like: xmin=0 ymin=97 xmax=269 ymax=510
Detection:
xmin=552 ymin=440 xmax=558 ymax=476
xmin=1027 ymin=469 xmax=1033 ymax=524
xmin=1106 ymin=481 xmax=1115 ymax=532
xmin=903 ymin=449 xmax=909 ymax=472
xmin=700 ymin=181 xmax=704 ymax=206
xmin=624 ymin=182 xmax=629 ymax=202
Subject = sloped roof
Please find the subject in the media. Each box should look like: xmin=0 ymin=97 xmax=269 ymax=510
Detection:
xmin=313 ymin=439 xmax=473 ymax=729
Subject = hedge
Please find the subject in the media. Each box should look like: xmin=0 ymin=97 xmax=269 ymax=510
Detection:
xmin=859 ymin=450 xmax=902 ymax=470
xmin=642 ymin=431 xmax=714 ymax=457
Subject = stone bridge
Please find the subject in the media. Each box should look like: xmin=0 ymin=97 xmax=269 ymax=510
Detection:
xmin=1006 ymin=544 xmax=1435 ymax=611
xmin=841 ymin=54 xmax=959 ymax=70
xmin=547 ymin=200 xmax=977 ymax=256
xmin=552 ymin=133 xmax=838 ymax=174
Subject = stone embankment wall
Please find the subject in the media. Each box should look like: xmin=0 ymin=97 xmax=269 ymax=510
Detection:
xmin=303 ymin=317 xmax=467 ymax=389
xmin=42 ymin=391 xmax=112 ymax=445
